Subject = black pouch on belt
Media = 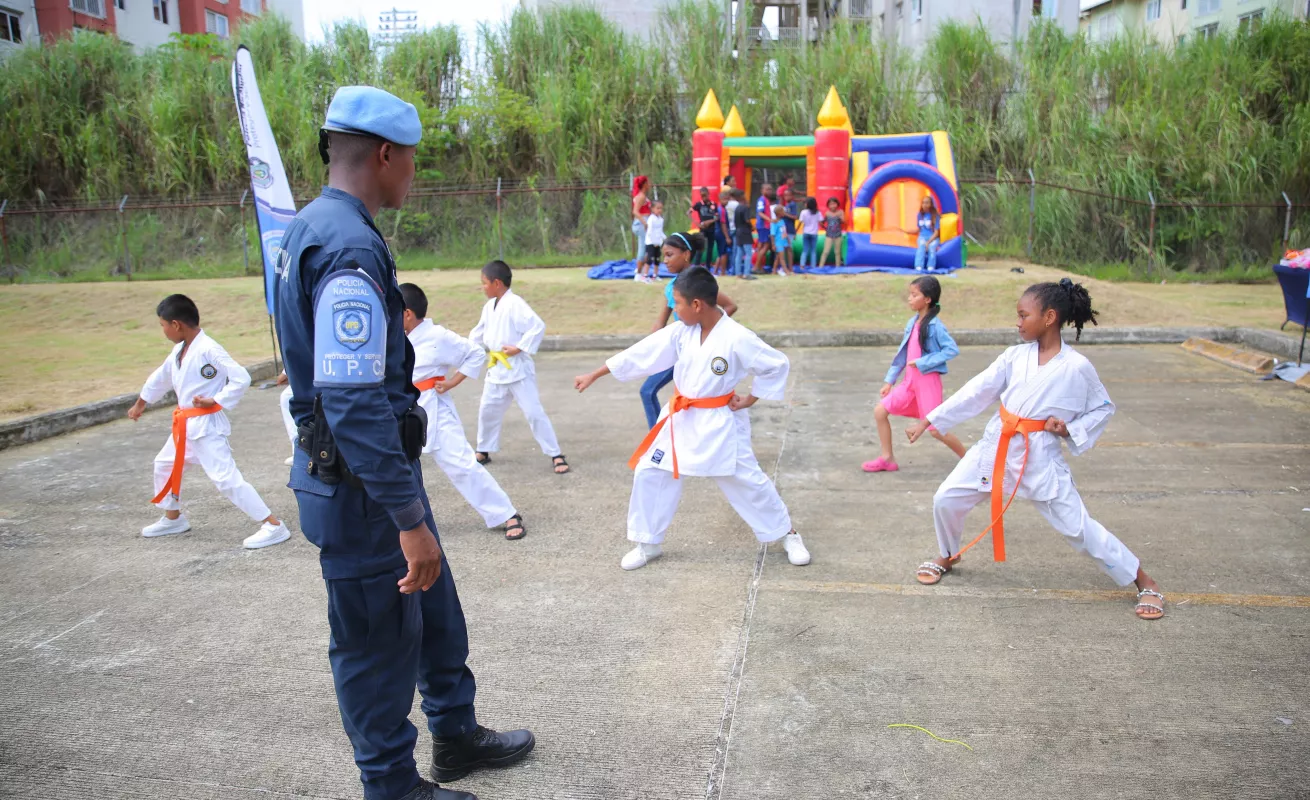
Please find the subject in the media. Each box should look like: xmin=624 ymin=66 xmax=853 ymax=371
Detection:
xmin=307 ymin=394 xmax=344 ymax=485
xmin=399 ymin=404 xmax=428 ymax=461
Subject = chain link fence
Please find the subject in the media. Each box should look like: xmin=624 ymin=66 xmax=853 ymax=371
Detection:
xmin=0 ymin=174 xmax=1304 ymax=283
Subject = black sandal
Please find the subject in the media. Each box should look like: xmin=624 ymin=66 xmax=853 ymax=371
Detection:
xmin=504 ymin=514 xmax=526 ymax=541
xmin=551 ymin=455 xmax=570 ymax=474
xmin=475 ymin=452 xmax=492 ymax=465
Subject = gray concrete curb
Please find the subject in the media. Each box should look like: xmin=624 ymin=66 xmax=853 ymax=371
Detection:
xmin=1 ymin=327 xmax=1302 ymax=452
xmin=0 ymin=359 xmax=281 ymax=452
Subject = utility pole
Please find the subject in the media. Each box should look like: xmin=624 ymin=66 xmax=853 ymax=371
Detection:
xmin=376 ymin=7 xmax=419 ymax=50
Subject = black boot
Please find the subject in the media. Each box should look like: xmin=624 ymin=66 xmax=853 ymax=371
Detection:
xmin=431 ymin=725 xmax=535 ymax=782
xmin=398 ymin=778 xmax=477 ymax=800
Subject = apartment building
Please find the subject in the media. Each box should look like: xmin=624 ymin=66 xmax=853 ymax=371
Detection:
xmin=878 ymin=0 xmax=1081 ymax=54
xmin=26 ymin=0 xmax=302 ymax=50
xmin=0 ymin=3 xmax=42 ymax=56
xmin=1080 ymin=0 xmax=1308 ymax=46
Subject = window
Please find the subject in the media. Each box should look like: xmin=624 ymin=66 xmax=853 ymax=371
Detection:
xmin=1197 ymin=22 xmax=1219 ymax=38
xmin=241 ymin=0 xmax=260 ymax=13
xmin=205 ymin=9 xmax=229 ymax=37
xmin=1197 ymin=0 xmax=1220 ymax=14
xmin=1146 ymin=0 xmax=1161 ymax=20
xmin=1238 ymin=10 xmax=1263 ymax=31
xmin=152 ymin=0 xmax=167 ymax=23
xmin=1043 ymin=0 xmax=1059 ymax=18
xmin=0 ymin=9 xmax=21 ymax=43
xmin=911 ymin=0 xmax=922 ymax=21
xmin=70 ymin=0 xmax=106 ymax=17
xmin=115 ymin=0 xmax=124 ymax=8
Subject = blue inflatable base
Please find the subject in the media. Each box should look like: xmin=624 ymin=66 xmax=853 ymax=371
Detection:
xmin=587 ymin=259 xmax=960 ymax=280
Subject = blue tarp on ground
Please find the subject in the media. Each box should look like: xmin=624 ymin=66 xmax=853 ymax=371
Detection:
xmin=587 ymin=259 xmax=961 ymax=280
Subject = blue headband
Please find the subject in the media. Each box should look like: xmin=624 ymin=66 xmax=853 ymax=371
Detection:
xmin=672 ymin=232 xmax=691 ymax=250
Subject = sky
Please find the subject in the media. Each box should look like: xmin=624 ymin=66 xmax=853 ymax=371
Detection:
xmin=303 ymin=0 xmax=517 ymax=46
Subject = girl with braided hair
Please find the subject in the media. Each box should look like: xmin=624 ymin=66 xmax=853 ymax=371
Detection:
xmin=863 ymin=276 xmax=966 ymax=473
xmin=905 ymin=278 xmax=1166 ymax=621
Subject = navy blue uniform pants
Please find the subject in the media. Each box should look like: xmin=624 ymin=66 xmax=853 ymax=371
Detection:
xmin=323 ymin=507 xmax=477 ymax=800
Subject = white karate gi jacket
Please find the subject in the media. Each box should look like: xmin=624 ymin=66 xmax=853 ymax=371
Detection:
xmin=408 ymin=319 xmax=486 ymax=453
xmin=140 ymin=330 xmax=250 ymax=440
xmin=927 ymin=342 xmax=1114 ymax=501
xmin=468 ymin=290 xmax=547 ymax=385
xmin=606 ymin=315 xmax=790 ymax=478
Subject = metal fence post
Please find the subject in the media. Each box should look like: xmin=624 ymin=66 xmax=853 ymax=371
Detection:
xmin=0 ymin=200 xmax=9 ymax=284
xmin=1026 ymin=168 xmax=1035 ymax=261
xmin=496 ymin=177 xmax=504 ymax=262
xmin=1147 ymin=192 xmax=1156 ymax=279
xmin=1283 ymin=191 xmax=1293 ymax=252
xmin=239 ymin=190 xmax=252 ymax=276
xmin=117 ymin=195 xmax=131 ymax=279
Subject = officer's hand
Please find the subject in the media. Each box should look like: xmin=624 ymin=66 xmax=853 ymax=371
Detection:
xmin=398 ymin=523 xmax=443 ymax=593
xmin=192 ymin=396 xmax=218 ymax=409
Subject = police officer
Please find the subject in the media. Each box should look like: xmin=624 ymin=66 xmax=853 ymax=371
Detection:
xmin=276 ymin=87 xmax=534 ymax=800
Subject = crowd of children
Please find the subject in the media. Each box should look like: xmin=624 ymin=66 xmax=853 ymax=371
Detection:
xmin=628 ymin=175 xmax=885 ymax=284
xmin=129 ymin=244 xmax=1164 ymax=622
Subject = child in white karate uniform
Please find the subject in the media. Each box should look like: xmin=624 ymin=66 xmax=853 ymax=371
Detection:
xmin=575 ymin=266 xmax=811 ymax=571
xmin=277 ymin=372 xmax=296 ymax=466
xmin=470 ymin=260 xmax=569 ymax=474
xmin=906 ymin=279 xmax=1164 ymax=620
xmin=401 ymin=284 xmax=526 ymax=540
xmin=127 ymin=294 xmax=290 ymax=550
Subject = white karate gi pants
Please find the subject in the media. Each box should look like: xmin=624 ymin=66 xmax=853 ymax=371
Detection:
xmin=627 ymin=446 xmax=792 ymax=545
xmin=932 ymin=469 xmax=1140 ymax=587
xmin=476 ymin=377 xmax=561 ymax=456
xmin=153 ymin=434 xmax=271 ymax=522
xmin=427 ymin=404 xmax=516 ymax=528
xmin=279 ymin=387 xmax=297 ymax=444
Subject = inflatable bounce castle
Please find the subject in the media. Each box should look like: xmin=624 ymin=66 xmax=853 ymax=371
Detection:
xmin=691 ymin=86 xmax=963 ymax=271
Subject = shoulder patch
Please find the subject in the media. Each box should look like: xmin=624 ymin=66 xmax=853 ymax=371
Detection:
xmin=313 ymin=271 xmax=387 ymax=387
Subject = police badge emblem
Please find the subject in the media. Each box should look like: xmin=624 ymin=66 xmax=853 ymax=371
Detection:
xmin=333 ymin=301 xmax=372 ymax=351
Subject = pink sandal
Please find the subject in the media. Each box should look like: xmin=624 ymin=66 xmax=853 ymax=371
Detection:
xmin=862 ymin=457 xmax=899 ymax=473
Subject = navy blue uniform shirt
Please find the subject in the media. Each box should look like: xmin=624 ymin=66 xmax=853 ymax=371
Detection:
xmin=276 ymin=186 xmax=427 ymax=577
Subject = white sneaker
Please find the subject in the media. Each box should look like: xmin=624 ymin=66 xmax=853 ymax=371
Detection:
xmin=284 ymin=453 xmax=295 ymax=466
xmin=782 ymin=531 xmax=811 ymax=566
xmin=142 ymin=515 xmax=191 ymax=538
xmin=621 ymin=543 xmax=663 ymax=571
xmin=243 ymin=521 xmax=291 ymax=550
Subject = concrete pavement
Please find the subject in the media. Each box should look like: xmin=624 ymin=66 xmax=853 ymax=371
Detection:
xmin=1 ymin=344 xmax=1308 ymax=799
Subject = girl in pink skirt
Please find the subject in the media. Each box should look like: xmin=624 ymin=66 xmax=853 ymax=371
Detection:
xmin=863 ymin=276 xmax=967 ymax=472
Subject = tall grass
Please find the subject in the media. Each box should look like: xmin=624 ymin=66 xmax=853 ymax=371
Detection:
xmin=0 ymin=4 xmax=1307 ymax=276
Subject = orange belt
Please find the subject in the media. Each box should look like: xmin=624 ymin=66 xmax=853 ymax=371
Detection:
xmin=955 ymin=405 xmax=1047 ymax=562
xmin=151 ymin=405 xmax=223 ymax=504
xmin=628 ymin=389 xmax=735 ymax=479
xmin=413 ymin=376 xmax=446 ymax=392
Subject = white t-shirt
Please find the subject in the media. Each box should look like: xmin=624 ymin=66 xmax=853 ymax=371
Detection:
xmin=799 ymin=209 xmax=823 ymax=235
xmin=645 ymin=213 xmax=665 ymax=246
xmin=725 ymin=199 xmax=739 ymax=234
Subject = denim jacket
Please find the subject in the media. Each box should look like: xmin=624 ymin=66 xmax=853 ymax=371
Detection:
xmin=884 ymin=314 xmax=959 ymax=385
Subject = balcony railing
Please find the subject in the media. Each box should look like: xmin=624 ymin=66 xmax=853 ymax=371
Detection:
xmin=70 ymin=0 xmax=106 ymax=18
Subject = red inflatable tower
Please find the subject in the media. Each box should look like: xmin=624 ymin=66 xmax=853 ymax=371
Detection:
xmin=814 ymin=87 xmax=851 ymax=227
xmin=691 ymin=90 xmax=726 ymax=210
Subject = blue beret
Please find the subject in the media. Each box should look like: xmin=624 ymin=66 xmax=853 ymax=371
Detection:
xmin=322 ymin=86 xmax=422 ymax=147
